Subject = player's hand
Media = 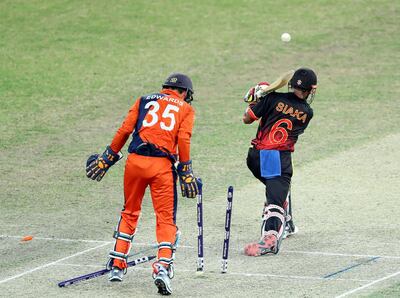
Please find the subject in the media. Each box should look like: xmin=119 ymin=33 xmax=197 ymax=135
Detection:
xmin=86 ymin=146 xmax=121 ymax=182
xmin=177 ymin=160 xmax=199 ymax=198
xmin=243 ymin=82 xmax=270 ymax=103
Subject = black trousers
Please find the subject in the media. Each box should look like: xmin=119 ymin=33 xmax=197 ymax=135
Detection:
xmin=247 ymin=147 xmax=293 ymax=233
xmin=246 ymin=147 xmax=292 ymax=210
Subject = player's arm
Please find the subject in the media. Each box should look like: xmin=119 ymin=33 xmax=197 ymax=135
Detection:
xmin=177 ymin=106 xmax=194 ymax=162
xmin=176 ymin=106 xmax=199 ymax=198
xmin=243 ymin=83 xmax=270 ymax=124
xmin=86 ymin=98 xmax=140 ymax=182
xmin=243 ymin=103 xmax=258 ymax=124
xmin=109 ymin=99 xmax=140 ymax=153
xmin=243 ymin=96 xmax=270 ymax=124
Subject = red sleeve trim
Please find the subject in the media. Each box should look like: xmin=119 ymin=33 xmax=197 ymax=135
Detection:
xmin=247 ymin=106 xmax=259 ymax=121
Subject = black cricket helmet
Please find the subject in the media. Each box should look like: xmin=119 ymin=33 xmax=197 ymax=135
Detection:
xmin=289 ymin=68 xmax=317 ymax=91
xmin=162 ymin=73 xmax=194 ymax=103
xmin=289 ymin=68 xmax=317 ymax=103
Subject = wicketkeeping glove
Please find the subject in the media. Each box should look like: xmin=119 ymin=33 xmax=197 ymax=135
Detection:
xmin=86 ymin=146 xmax=122 ymax=182
xmin=177 ymin=160 xmax=199 ymax=198
xmin=243 ymin=81 xmax=270 ymax=103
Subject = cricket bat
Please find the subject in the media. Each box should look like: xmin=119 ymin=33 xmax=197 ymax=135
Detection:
xmin=259 ymin=69 xmax=294 ymax=95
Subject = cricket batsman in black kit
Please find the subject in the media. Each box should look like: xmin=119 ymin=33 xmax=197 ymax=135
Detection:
xmin=242 ymin=68 xmax=317 ymax=256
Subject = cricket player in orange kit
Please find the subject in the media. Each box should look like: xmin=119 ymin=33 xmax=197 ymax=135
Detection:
xmin=86 ymin=73 xmax=200 ymax=295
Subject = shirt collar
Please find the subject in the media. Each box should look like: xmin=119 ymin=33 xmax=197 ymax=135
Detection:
xmin=160 ymin=89 xmax=183 ymax=100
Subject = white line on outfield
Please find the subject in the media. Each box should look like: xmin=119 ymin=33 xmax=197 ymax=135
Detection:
xmin=0 ymin=235 xmax=193 ymax=248
xmin=0 ymin=234 xmax=187 ymax=246
xmin=2 ymin=234 xmax=399 ymax=259
xmin=0 ymin=235 xmax=110 ymax=244
xmin=284 ymin=250 xmax=400 ymax=260
xmin=0 ymin=243 xmax=109 ymax=284
xmin=335 ymin=270 xmax=400 ymax=298
xmin=55 ymin=263 xmax=372 ymax=282
xmin=228 ymin=271 xmax=372 ymax=282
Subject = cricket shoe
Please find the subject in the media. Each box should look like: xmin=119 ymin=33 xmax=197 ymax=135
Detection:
xmin=244 ymin=233 xmax=278 ymax=256
xmin=153 ymin=263 xmax=172 ymax=295
xmin=109 ymin=267 xmax=124 ymax=282
xmin=283 ymin=223 xmax=299 ymax=239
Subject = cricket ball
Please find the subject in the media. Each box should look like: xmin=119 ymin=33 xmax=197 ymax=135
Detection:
xmin=281 ymin=32 xmax=291 ymax=42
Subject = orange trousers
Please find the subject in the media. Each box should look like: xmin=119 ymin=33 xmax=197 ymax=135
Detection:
xmin=113 ymin=153 xmax=178 ymax=269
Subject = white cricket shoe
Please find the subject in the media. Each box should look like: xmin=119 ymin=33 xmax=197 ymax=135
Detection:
xmin=153 ymin=263 xmax=172 ymax=295
xmin=109 ymin=267 xmax=124 ymax=282
xmin=283 ymin=224 xmax=299 ymax=239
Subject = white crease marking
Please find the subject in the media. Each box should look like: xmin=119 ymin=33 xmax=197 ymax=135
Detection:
xmin=0 ymin=243 xmax=109 ymax=284
xmin=335 ymin=270 xmax=400 ymax=297
xmin=54 ymin=263 xmax=372 ymax=282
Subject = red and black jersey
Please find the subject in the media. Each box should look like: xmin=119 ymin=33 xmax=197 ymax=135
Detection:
xmin=247 ymin=92 xmax=313 ymax=152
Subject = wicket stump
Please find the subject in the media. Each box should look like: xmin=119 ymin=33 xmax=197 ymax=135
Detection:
xmin=196 ymin=179 xmax=204 ymax=272
xmin=221 ymin=186 xmax=233 ymax=273
xmin=58 ymin=255 xmax=156 ymax=287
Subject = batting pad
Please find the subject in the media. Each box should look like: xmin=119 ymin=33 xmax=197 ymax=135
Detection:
xmin=260 ymin=150 xmax=281 ymax=179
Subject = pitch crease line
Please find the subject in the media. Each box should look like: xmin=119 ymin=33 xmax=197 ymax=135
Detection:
xmin=335 ymin=270 xmax=400 ymax=298
xmin=228 ymin=272 xmax=372 ymax=282
xmin=0 ymin=243 xmax=109 ymax=284
xmin=53 ymin=263 xmax=371 ymax=282
xmin=285 ymin=250 xmax=400 ymax=260
xmin=0 ymin=235 xmax=194 ymax=249
xmin=3 ymin=234 xmax=399 ymax=259
xmin=0 ymin=235 xmax=111 ymax=244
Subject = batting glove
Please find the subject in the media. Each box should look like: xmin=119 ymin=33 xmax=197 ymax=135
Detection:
xmin=86 ymin=146 xmax=122 ymax=182
xmin=177 ymin=160 xmax=199 ymax=198
xmin=243 ymin=82 xmax=270 ymax=103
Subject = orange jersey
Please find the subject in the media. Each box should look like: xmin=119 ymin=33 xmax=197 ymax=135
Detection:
xmin=110 ymin=89 xmax=195 ymax=162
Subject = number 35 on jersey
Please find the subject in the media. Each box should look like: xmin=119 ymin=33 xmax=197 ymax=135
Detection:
xmin=142 ymin=101 xmax=180 ymax=131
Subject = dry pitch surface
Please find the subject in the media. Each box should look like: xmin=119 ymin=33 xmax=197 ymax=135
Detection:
xmin=1 ymin=134 xmax=399 ymax=297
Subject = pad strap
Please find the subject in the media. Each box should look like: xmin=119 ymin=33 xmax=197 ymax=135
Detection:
xmin=262 ymin=204 xmax=285 ymax=223
xmin=108 ymin=228 xmax=136 ymax=268
xmin=157 ymin=242 xmax=176 ymax=266
xmin=159 ymin=242 xmax=175 ymax=250
xmin=263 ymin=230 xmax=279 ymax=238
xmin=109 ymin=250 xmax=129 ymax=261
xmin=262 ymin=204 xmax=286 ymax=239
xmin=113 ymin=230 xmax=135 ymax=243
xmin=158 ymin=257 xmax=174 ymax=266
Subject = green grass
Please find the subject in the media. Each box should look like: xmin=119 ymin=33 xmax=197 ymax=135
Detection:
xmin=367 ymin=283 xmax=400 ymax=297
xmin=1 ymin=0 xmax=399 ymax=296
